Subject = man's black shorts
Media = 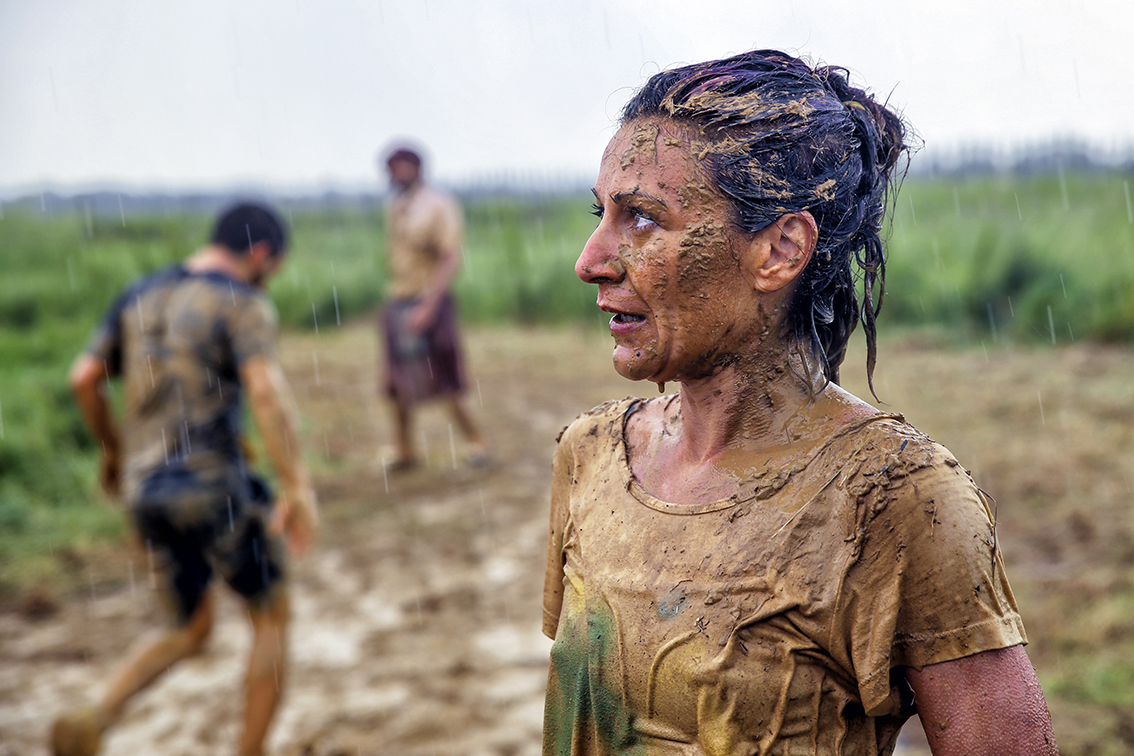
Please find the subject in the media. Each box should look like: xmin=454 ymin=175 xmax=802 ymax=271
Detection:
xmin=132 ymin=469 xmax=286 ymax=624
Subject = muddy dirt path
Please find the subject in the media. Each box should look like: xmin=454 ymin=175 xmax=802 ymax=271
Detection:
xmin=11 ymin=322 xmax=1131 ymax=755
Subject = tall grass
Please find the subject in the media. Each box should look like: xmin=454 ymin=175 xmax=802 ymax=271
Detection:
xmin=0 ymin=172 xmax=1131 ymax=591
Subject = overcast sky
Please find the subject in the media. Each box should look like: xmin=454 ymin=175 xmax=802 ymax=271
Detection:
xmin=1 ymin=0 xmax=1130 ymax=195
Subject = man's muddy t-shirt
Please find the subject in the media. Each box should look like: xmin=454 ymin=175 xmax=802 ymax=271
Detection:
xmin=385 ymin=183 xmax=463 ymax=300
xmin=542 ymin=397 xmax=1026 ymax=756
xmin=88 ymin=266 xmax=277 ymax=506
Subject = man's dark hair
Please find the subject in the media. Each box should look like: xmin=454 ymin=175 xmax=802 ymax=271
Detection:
xmin=386 ymin=148 xmax=423 ymax=169
xmin=211 ymin=202 xmax=288 ymax=258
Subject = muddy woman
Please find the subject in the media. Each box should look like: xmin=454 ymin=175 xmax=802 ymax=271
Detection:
xmin=541 ymin=51 xmax=1058 ymax=755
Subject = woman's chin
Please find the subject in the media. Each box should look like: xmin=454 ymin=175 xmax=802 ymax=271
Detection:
xmin=612 ymin=348 xmax=665 ymax=384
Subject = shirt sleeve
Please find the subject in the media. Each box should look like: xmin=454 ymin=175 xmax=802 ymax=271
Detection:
xmin=837 ymin=438 xmax=1027 ymax=716
xmin=229 ymin=292 xmax=279 ymax=366
xmin=85 ymin=288 xmax=132 ymax=377
xmin=543 ymin=425 xmax=577 ymax=639
xmin=432 ymin=193 xmax=464 ymax=255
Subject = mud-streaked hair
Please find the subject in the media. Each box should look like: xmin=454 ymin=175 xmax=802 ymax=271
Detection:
xmin=622 ymin=50 xmax=910 ymax=393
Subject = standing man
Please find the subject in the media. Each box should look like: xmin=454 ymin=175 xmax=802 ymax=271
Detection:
xmin=380 ymin=146 xmax=487 ymax=470
xmin=54 ymin=202 xmax=317 ymax=756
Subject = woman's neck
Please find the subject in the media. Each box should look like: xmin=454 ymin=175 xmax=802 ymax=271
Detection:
xmin=672 ymin=344 xmax=826 ymax=464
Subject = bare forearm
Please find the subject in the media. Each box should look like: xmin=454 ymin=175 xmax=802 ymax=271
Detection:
xmin=70 ymin=356 xmax=120 ymax=452
xmin=247 ymin=368 xmax=308 ymax=492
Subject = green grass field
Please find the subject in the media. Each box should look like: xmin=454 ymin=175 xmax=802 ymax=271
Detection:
xmin=2 ymin=173 xmax=1133 ymax=753
xmin=1 ymin=171 xmax=1131 ymax=592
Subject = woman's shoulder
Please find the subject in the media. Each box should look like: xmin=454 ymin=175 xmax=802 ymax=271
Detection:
xmin=834 ymin=414 xmax=984 ymax=518
xmin=555 ymin=396 xmax=643 ymax=447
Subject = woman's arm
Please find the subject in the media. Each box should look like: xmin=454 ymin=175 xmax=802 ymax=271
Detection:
xmin=905 ymin=645 xmax=1058 ymax=755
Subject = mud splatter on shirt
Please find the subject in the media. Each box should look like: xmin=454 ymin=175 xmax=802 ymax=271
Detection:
xmin=88 ymin=265 xmax=277 ymax=508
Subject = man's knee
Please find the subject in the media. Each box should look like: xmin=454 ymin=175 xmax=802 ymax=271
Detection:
xmin=182 ymin=593 xmax=215 ymax=654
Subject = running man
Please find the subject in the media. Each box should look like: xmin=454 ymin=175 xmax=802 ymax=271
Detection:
xmin=55 ymin=201 xmax=317 ymax=756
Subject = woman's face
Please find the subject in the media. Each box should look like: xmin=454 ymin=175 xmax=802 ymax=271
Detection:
xmin=576 ymin=120 xmax=760 ymax=385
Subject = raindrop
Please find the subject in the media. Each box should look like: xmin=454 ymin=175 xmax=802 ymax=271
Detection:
xmin=448 ymin=423 xmax=457 ymax=469
xmin=908 ymin=196 xmax=917 ymax=226
xmin=1124 ymin=180 xmax=1132 ymax=224
xmin=1014 ymin=193 xmax=1022 ymax=221
xmin=981 ymin=341 xmax=989 ymax=363
xmin=1059 ymin=274 xmax=1067 ymax=298
xmin=118 ymin=193 xmax=125 ymax=226
xmin=312 ymin=352 xmax=321 ymax=387
xmin=1037 ymin=392 xmax=1046 ymax=425
xmin=1047 ymin=305 xmax=1056 ymax=345
xmin=477 ymin=379 xmax=483 ymax=408
xmin=311 ymin=303 xmax=320 ymax=334
xmin=381 ymin=458 xmax=389 ymax=493
xmin=333 ymin=285 xmax=341 ymax=326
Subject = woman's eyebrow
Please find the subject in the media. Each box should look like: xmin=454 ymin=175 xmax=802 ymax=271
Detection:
xmin=611 ymin=190 xmax=667 ymax=209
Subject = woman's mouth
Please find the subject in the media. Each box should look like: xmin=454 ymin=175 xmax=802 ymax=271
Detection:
xmin=612 ymin=313 xmax=645 ymax=324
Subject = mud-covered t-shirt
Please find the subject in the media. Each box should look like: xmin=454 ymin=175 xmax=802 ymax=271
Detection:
xmin=385 ymin=183 xmax=463 ymax=299
xmin=542 ymin=397 xmax=1026 ymax=756
xmin=87 ymin=265 xmax=277 ymax=505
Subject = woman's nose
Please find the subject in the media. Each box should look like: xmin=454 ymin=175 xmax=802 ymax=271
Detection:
xmin=575 ymin=225 xmax=625 ymax=284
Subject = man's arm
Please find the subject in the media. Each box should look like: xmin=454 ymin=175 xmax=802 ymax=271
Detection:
xmin=69 ymin=353 xmax=122 ymax=497
xmin=906 ymin=645 xmax=1058 ymax=755
xmin=240 ymin=355 xmax=317 ymax=555
xmin=406 ymin=242 xmax=462 ymax=333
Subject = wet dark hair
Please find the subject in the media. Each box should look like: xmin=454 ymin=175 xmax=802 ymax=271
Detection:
xmin=211 ymin=201 xmax=288 ymax=258
xmin=622 ymin=49 xmax=909 ymax=393
xmin=386 ymin=148 xmax=423 ymax=168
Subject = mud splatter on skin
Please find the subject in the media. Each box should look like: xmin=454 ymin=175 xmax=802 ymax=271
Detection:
xmin=675 ymin=219 xmax=729 ymax=296
xmin=621 ymin=121 xmax=659 ymax=170
xmin=676 ymin=182 xmax=718 ymax=212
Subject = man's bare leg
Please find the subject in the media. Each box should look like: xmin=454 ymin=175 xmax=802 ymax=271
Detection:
xmin=447 ymin=398 xmax=488 ymax=461
xmin=390 ymin=398 xmax=418 ymax=467
xmin=52 ymin=589 xmax=216 ymax=755
xmin=238 ymin=591 xmax=289 ymax=756
xmin=100 ymin=588 xmax=216 ymax=724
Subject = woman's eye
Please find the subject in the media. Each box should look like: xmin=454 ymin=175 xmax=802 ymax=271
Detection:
xmin=590 ymin=202 xmax=603 ymax=219
xmin=631 ymin=210 xmax=656 ymax=230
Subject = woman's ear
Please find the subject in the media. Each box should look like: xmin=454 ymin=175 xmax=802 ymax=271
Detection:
xmin=739 ymin=211 xmax=817 ymax=293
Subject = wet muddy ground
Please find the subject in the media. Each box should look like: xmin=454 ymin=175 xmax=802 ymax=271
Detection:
xmin=4 ymin=323 xmax=1133 ymax=755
